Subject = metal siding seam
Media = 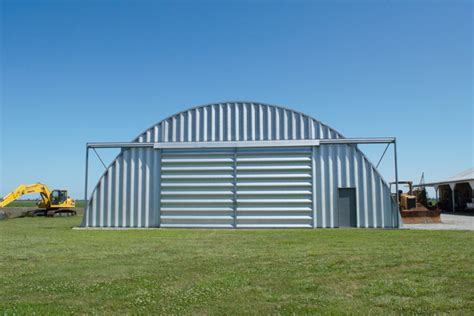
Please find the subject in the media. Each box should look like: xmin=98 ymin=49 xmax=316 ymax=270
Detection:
xmin=258 ymin=104 xmax=264 ymax=140
xmin=92 ymin=188 xmax=98 ymax=227
xmin=243 ymin=104 xmax=248 ymax=141
xmin=129 ymin=149 xmax=135 ymax=227
xmin=267 ymin=106 xmax=275 ymax=140
xmin=163 ymin=120 xmax=168 ymax=142
xmin=195 ymin=108 xmax=200 ymax=141
xmin=99 ymin=173 xmax=105 ymax=227
xmin=179 ymin=114 xmax=184 ymax=142
xmin=274 ymin=107 xmax=280 ymax=140
xmin=320 ymin=145 xmax=327 ymax=227
xmin=345 ymin=145 xmax=351 ymax=188
xmin=182 ymin=113 xmax=187 ymax=142
xmin=107 ymin=166 xmax=113 ymax=227
xmin=374 ymin=171 xmax=381 ymax=228
xmin=337 ymin=145 xmax=343 ymax=187
xmin=353 ymin=149 xmax=361 ymax=228
xmin=226 ymin=103 xmax=232 ymax=141
xmin=292 ymin=112 xmax=297 ymax=140
xmin=312 ymin=146 xmax=317 ymax=228
xmin=366 ymin=165 xmax=373 ymax=227
xmin=141 ymin=149 xmax=146 ymax=227
xmin=284 ymin=110 xmax=289 ymax=140
xmin=137 ymin=149 xmax=142 ymax=227
xmin=171 ymin=117 xmax=176 ymax=142
xmin=219 ymin=104 xmax=224 ymax=141
xmin=145 ymin=149 xmax=151 ymax=227
xmin=202 ymin=106 xmax=207 ymax=141
xmin=122 ymin=150 xmax=128 ymax=227
xmin=235 ymin=104 xmax=240 ymax=141
xmin=379 ymin=179 xmax=385 ymax=228
xmin=328 ymin=145 xmax=335 ymax=228
xmin=371 ymin=167 xmax=377 ymax=227
xmin=155 ymin=149 xmax=162 ymax=227
xmin=187 ymin=111 xmax=192 ymax=142
xmin=114 ymin=158 xmax=120 ymax=227
xmin=362 ymin=159 xmax=368 ymax=228
xmin=250 ymin=103 xmax=256 ymax=141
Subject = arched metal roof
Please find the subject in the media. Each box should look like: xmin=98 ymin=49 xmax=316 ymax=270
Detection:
xmin=132 ymin=101 xmax=344 ymax=144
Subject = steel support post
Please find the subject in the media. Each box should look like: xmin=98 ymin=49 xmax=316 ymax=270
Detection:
xmin=394 ymin=139 xmax=399 ymax=227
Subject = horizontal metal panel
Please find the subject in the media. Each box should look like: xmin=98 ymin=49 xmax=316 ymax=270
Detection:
xmin=161 ymin=190 xmax=233 ymax=196
xmin=161 ymin=158 xmax=234 ymax=163
xmin=160 ymin=224 xmax=234 ymax=228
xmin=236 ymin=190 xmax=312 ymax=195
xmin=161 ymin=174 xmax=233 ymax=179
xmin=235 ymin=147 xmax=313 ymax=227
xmin=236 ymin=181 xmax=312 ymax=187
xmin=161 ymin=207 xmax=234 ymax=212
xmin=238 ymin=215 xmax=312 ymax=220
xmin=162 ymin=166 xmax=233 ymax=171
xmin=236 ymin=173 xmax=312 ymax=179
xmin=161 ymin=182 xmax=233 ymax=188
xmin=237 ymin=207 xmax=312 ymax=211
xmin=161 ymin=215 xmax=234 ymax=220
xmin=159 ymin=148 xmax=235 ymax=227
xmin=237 ymin=224 xmax=313 ymax=228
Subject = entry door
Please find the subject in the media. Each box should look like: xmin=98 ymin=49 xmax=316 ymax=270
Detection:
xmin=338 ymin=188 xmax=357 ymax=227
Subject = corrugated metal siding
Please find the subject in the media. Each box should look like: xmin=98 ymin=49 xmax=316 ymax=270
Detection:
xmin=134 ymin=102 xmax=342 ymax=143
xmin=82 ymin=102 xmax=398 ymax=228
xmin=236 ymin=147 xmax=313 ymax=228
xmin=160 ymin=148 xmax=235 ymax=228
xmin=84 ymin=148 xmax=161 ymax=227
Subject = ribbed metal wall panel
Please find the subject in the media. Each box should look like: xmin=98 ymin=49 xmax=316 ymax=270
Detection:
xmin=82 ymin=102 xmax=398 ymax=228
xmin=159 ymin=148 xmax=235 ymax=228
xmin=235 ymin=147 xmax=313 ymax=228
xmin=83 ymin=148 xmax=161 ymax=227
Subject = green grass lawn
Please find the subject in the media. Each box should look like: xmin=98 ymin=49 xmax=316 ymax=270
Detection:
xmin=0 ymin=217 xmax=473 ymax=314
xmin=4 ymin=200 xmax=85 ymax=208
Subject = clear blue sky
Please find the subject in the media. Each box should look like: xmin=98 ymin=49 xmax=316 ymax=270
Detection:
xmin=1 ymin=0 xmax=472 ymax=199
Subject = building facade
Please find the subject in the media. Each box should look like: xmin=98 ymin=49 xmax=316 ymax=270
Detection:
xmin=82 ymin=102 xmax=398 ymax=228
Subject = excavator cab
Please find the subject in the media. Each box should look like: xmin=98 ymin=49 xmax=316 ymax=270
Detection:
xmin=50 ymin=190 xmax=68 ymax=205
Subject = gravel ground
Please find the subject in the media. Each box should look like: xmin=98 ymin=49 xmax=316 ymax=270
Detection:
xmin=403 ymin=213 xmax=474 ymax=231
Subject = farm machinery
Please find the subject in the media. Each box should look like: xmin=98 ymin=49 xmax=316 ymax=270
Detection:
xmin=0 ymin=183 xmax=76 ymax=216
xmin=391 ymin=180 xmax=440 ymax=224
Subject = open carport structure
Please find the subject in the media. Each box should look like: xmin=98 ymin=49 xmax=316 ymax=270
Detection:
xmin=416 ymin=168 xmax=474 ymax=212
xmin=82 ymin=102 xmax=400 ymax=228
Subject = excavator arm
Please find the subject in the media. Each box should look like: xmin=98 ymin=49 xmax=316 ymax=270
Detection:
xmin=0 ymin=183 xmax=51 ymax=208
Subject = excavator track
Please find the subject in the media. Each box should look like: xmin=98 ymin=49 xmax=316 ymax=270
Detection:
xmin=30 ymin=209 xmax=76 ymax=217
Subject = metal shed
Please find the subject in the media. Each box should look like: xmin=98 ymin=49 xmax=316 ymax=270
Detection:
xmin=82 ymin=102 xmax=399 ymax=228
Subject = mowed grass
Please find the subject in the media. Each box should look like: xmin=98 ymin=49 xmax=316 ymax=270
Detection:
xmin=0 ymin=217 xmax=473 ymax=314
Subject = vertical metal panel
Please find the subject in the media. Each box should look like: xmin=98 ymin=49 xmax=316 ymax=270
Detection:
xmin=83 ymin=102 xmax=398 ymax=229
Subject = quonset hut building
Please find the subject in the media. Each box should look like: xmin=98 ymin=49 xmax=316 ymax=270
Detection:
xmin=82 ymin=102 xmax=400 ymax=229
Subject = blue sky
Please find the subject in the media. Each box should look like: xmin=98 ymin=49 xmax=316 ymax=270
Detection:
xmin=1 ymin=0 xmax=472 ymax=198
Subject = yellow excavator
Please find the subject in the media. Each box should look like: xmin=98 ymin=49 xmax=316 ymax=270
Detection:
xmin=0 ymin=183 xmax=76 ymax=216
